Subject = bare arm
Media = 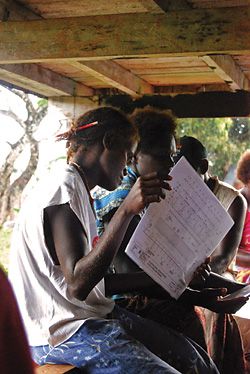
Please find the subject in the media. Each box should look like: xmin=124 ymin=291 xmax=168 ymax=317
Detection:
xmin=210 ymin=194 xmax=247 ymax=274
xmin=204 ymin=272 xmax=245 ymax=293
xmin=44 ymin=173 xmax=169 ymax=301
xmin=110 ymin=214 xmax=141 ymax=273
xmin=105 ymin=271 xmax=248 ymax=314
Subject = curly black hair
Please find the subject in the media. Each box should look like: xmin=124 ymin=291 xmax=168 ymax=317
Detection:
xmin=236 ymin=150 xmax=250 ymax=185
xmin=129 ymin=106 xmax=177 ymax=155
xmin=56 ymin=106 xmax=137 ymax=163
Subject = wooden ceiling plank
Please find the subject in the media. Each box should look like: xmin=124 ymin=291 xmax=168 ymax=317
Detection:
xmin=140 ymin=72 xmax=222 ymax=85
xmin=68 ymin=60 xmax=153 ymax=97
xmin=0 ymin=63 xmax=93 ymax=96
xmin=115 ymin=56 xmax=207 ymax=69
xmin=154 ymin=83 xmax=231 ymax=94
xmin=127 ymin=67 xmax=210 ymax=74
xmin=15 ymin=0 xmax=163 ymax=18
xmin=0 ymin=0 xmax=93 ymax=96
xmin=1 ymin=7 xmax=250 ymax=63
xmin=201 ymin=55 xmax=250 ymax=91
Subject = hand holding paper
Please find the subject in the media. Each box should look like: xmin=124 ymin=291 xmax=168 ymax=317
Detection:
xmin=223 ymin=284 xmax=250 ymax=301
xmin=125 ymin=157 xmax=234 ymax=299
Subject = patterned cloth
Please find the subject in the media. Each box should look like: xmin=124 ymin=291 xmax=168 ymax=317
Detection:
xmin=236 ymin=269 xmax=250 ymax=284
xmin=239 ymin=210 xmax=250 ymax=252
xmin=116 ymin=296 xmax=245 ymax=374
xmin=93 ymin=167 xmax=137 ymax=236
xmin=200 ymin=308 xmax=246 ymax=374
xmin=32 ymin=306 xmax=219 ymax=374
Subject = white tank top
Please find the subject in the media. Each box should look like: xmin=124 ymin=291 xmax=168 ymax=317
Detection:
xmin=211 ymin=177 xmax=240 ymax=210
xmin=9 ymin=165 xmax=114 ymax=347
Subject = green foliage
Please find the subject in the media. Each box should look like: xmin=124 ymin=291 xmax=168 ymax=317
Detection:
xmin=37 ymin=98 xmax=48 ymax=108
xmin=177 ymin=118 xmax=250 ymax=179
xmin=229 ymin=118 xmax=250 ymax=142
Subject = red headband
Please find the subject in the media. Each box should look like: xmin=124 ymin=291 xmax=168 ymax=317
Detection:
xmin=75 ymin=121 xmax=98 ymax=132
xmin=56 ymin=121 xmax=98 ymax=141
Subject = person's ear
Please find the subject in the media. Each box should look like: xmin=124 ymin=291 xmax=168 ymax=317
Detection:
xmin=199 ymin=159 xmax=209 ymax=175
xmin=103 ymin=133 xmax=115 ymax=150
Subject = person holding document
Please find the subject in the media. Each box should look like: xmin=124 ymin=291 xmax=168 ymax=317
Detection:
xmin=175 ymin=135 xmax=248 ymax=373
xmin=94 ymin=108 xmax=249 ymax=374
xmin=9 ymin=106 xmax=221 ymax=374
xmin=175 ymin=136 xmax=247 ymax=277
xmin=235 ymin=149 xmax=250 ymax=283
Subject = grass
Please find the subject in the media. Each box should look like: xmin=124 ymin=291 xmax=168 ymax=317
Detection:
xmin=0 ymin=227 xmax=12 ymax=273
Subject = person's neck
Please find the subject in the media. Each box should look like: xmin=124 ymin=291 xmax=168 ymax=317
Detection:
xmin=203 ymin=172 xmax=210 ymax=183
xmin=71 ymin=158 xmax=97 ymax=191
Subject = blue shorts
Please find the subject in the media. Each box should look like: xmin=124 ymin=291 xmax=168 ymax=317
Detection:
xmin=32 ymin=306 xmax=218 ymax=374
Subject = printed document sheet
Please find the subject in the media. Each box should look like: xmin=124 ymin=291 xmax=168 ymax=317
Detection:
xmin=125 ymin=157 xmax=234 ymax=299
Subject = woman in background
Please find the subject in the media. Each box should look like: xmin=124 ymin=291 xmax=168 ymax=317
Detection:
xmin=235 ymin=150 xmax=250 ymax=283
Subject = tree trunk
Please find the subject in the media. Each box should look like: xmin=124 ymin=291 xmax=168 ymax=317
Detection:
xmin=0 ymin=140 xmax=39 ymax=224
xmin=0 ymin=89 xmax=47 ymax=226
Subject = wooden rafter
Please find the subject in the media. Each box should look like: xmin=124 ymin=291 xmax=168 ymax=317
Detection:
xmin=0 ymin=7 xmax=250 ymax=63
xmin=0 ymin=64 xmax=93 ymax=96
xmin=201 ymin=55 xmax=250 ymax=91
xmin=0 ymin=0 xmax=98 ymax=98
xmin=154 ymin=83 xmax=231 ymax=94
xmin=103 ymin=91 xmax=250 ymax=118
xmin=68 ymin=61 xmax=153 ymax=97
xmin=0 ymin=1 xmax=95 ymax=97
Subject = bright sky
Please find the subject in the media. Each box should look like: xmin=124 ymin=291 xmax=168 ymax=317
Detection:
xmin=0 ymin=86 xmax=65 ymax=176
xmin=0 ymin=87 xmax=25 ymax=162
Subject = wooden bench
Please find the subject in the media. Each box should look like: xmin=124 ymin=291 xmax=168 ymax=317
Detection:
xmin=35 ymin=364 xmax=81 ymax=373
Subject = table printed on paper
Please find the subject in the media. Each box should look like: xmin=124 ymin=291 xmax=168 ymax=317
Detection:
xmin=126 ymin=157 xmax=234 ymax=299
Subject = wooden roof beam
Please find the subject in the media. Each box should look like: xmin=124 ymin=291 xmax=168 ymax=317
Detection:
xmin=69 ymin=60 xmax=153 ymax=98
xmin=0 ymin=64 xmax=93 ymax=97
xmin=0 ymin=1 xmax=95 ymax=97
xmin=154 ymin=83 xmax=231 ymax=95
xmin=1 ymin=7 xmax=250 ymax=63
xmin=201 ymin=55 xmax=250 ymax=91
xmin=103 ymin=91 xmax=250 ymax=118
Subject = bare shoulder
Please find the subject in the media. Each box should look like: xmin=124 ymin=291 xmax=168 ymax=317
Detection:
xmin=45 ymin=203 xmax=75 ymax=222
xmin=229 ymin=193 xmax=247 ymax=218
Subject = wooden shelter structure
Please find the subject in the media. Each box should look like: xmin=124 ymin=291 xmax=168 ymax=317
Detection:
xmin=1 ymin=0 xmax=250 ymax=117
xmin=1 ymin=4 xmax=250 ymax=372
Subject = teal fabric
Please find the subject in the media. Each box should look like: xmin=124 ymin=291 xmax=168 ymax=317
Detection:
xmin=93 ymin=167 xmax=137 ymax=236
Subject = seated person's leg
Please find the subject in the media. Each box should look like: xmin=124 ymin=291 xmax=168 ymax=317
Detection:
xmin=31 ymin=319 xmax=181 ymax=374
xmin=112 ymin=306 xmax=219 ymax=374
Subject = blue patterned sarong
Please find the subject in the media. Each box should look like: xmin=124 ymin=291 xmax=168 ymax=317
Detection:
xmin=32 ymin=306 xmax=219 ymax=374
xmin=93 ymin=167 xmax=137 ymax=236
